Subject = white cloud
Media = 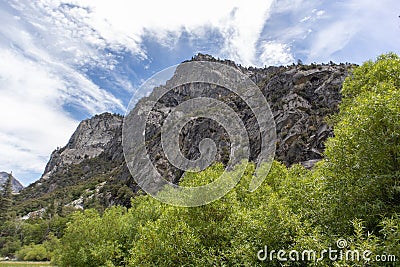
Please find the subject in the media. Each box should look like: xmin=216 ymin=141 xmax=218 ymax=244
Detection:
xmin=300 ymin=9 xmax=324 ymax=23
xmin=258 ymin=0 xmax=399 ymax=64
xmin=300 ymin=16 xmax=312 ymax=23
xmin=8 ymin=0 xmax=127 ymax=68
xmin=314 ymin=10 xmax=325 ymax=17
xmin=306 ymin=0 xmax=400 ymax=62
xmin=256 ymin=0 xmax=323 ymax=62
xmin=215 ymin=1 xmax=275 ymax=65
xmin=259 ymin=41 xmax=294 ymax=66
xmin=308 ymin=20 xmax=359 ymax=62
xmin=0 ymin=48 xmax=78 ymax=182
xmin=23 ymin=0 xmax=275 ymax=66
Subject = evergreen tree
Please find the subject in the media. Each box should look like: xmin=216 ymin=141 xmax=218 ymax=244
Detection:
xmin=0 ymin=173 xmax=13 ymax=221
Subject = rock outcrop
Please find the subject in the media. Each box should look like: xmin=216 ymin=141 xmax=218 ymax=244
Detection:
xmin=16 ymin=113 xmax=127 ymax=204
xmin=138 ymin=55 xmax=353 ymax=183
xmin=259 ymin=63 xmax=349 ymax=165
xmin=41 ymin=113 xmax=123 ymax=181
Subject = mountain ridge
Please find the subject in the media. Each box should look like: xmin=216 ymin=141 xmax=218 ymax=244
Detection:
xmin=15 ymin=54 xmax=356 ymax=214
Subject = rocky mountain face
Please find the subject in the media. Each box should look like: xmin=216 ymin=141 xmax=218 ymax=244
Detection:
xmin=41 ymin=112 xmax=124 ymax=182
xmin=0 ymin=172 xmax=24 ymax=193
xmin=16 ymin=113 xmax=132 ymax=211
xmin=138 ymin=55 xmax=352 ymax=184
xmin=16 ymin=54 xmax=355 ymax=213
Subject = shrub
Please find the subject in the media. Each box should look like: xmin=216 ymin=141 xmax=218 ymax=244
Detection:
xmin=16 ymin=244 xmax=50 ymax=261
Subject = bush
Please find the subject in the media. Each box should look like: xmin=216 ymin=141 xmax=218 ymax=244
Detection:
xmin=16 ymin=244 xmax=50 ymax=261
xmin=0 ymin=237 xmax=21 ymax=258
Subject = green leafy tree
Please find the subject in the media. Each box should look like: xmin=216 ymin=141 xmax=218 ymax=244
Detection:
xmin=16 ymin=243 xmax=49 ymax=261
xmin=324 ymin=53 xmax=400 ymax=232
xmin=55 ymin=206 xmax=137 ymax=267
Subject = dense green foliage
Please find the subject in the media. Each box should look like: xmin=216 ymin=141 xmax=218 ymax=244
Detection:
xmin=0 ymin=214 xmax=70 ymax=259
xmin=1 ymin=54 xmax=399 ymax=266
xmin=323 ymin=53 xmax=400 ymax=233
xmin=13 ymin=155 xmax=126 ymax=216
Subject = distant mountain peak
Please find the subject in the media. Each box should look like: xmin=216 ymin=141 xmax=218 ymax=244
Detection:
xmin=0 ymin=172 xmax=24 ymax=193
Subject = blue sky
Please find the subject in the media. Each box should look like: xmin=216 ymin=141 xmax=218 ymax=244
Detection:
xmin=0 ymin=0 xmax=399 ymax=185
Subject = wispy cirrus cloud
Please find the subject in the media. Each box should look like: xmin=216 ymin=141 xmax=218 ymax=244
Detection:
xmin=306 ymin=0 xmax=400 ymax=63
xmin=259 ymin=0 xmax=400 ymax=64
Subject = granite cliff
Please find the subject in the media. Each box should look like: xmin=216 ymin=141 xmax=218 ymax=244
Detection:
xmin=15 ymin=54 xmax=355 ymax=214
